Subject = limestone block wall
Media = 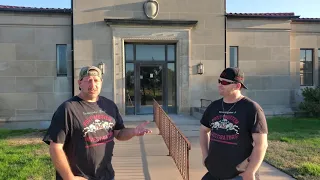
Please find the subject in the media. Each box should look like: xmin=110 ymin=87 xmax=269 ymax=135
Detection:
xmin=290 ymin=22 xmax=320 ymax=105
xmin=227 ymin=19 xmax=294 ymax=115
xmin=73 ymin=0 xmax=226 ymax=114
xmin=0 ymin=12 xmax=72 ymax=122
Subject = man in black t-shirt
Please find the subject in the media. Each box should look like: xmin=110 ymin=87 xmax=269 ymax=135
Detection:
xmin=199 ymin=67 xmax=268 ymax=180
xmin=43 ymin=66 xmax=152 ymax=180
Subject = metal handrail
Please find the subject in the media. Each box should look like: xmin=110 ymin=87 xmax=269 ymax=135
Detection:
xmin=200 ymin=98 xmax=213 ymax=108
xmin=153 ymin=99 xmax=191 ymax=180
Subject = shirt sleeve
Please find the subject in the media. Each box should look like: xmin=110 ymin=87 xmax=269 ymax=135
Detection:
xmin=251 ymin=103 xmax=268 ymax=134
xmin=200 ymin=104 xmax=212 ymax=128
xmin=114 ymin=105 xmax=125 ymax=130
xmin=42 ymin=103 xmax=72 ymax=145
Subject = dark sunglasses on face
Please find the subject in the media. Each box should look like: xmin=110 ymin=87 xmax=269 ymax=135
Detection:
xmin=218 ymin=79 xmax=237 ymax=85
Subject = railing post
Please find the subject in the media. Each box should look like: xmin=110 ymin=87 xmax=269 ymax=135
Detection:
xmin=153 ymin=100 xmax=155 ymax=122
xmin=168 ymin=119 xmax=171 ymax=156
xmin=187 ymin=146 xmax=190 ymax=180
xmin=159 ymin=106 xmax=162 ymax=135
xmin=158 ymin=105 xmax=160 ymax=134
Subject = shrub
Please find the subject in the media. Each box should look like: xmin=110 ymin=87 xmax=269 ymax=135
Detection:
xmin=299 ymin=86 xmax=320 ymax=117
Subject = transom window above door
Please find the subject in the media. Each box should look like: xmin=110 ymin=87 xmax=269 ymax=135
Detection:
xmin=125 ymin=43 xmax=176 ymax=62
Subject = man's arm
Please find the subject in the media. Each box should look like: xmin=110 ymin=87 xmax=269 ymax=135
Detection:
xmin=241 ymin=133 xmax=268 ymax=177
xmin=114 ymin=121 xmax=152 ymax=141
xmin=113 ymin=128 xmax=136 ymax=141
xmin=49 ymin=142 xmax=86 ymax=180
xmin=199 ymin=125 xmax=211 ymax=165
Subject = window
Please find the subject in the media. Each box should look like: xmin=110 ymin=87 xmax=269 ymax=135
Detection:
xmin=300 ymin=49 xmax=313 ymax=86
xmin=230 ymin=46 xmax=238 ymax=67
xmin=57 ymin=44 xmax=67 ymax=76
xmin=135 ymin=44 xmax=165 ymax=61
xmin=125 ymin=43 xmax=176 ymax=62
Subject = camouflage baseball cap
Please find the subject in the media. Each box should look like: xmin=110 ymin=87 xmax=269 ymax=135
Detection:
xmin=79 ymin=66 xmax=102 ymax=80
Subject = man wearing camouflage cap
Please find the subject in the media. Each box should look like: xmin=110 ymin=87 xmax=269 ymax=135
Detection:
xmin=43 ymin=66 xmax=152 ymax=180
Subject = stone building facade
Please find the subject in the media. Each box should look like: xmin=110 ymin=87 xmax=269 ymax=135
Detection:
xmin=0 ymin=1 xmax=319 ymax=124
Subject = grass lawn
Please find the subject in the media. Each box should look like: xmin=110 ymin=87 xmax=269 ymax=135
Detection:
xmin=265 ymin=117 xmax=320 ymax=180
xmin=0 ymin=129 xmax=55 ymax=180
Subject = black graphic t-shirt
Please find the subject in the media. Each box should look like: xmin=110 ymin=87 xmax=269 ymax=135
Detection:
xmin=200 ymin=97 xmax=268 ymax=179
xmin=43 ymin=96 xmax=125 ymax=180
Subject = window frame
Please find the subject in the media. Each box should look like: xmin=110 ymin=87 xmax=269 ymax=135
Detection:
xmin=125 ymin=43 xmax=176 ymax=62
xmin=229 ymin=46 xmax=239 ymax=68
xmin=56 ymin=44 xmax=68 ymax=77
xmin=299 ymin=48 xmax=314 ymax=86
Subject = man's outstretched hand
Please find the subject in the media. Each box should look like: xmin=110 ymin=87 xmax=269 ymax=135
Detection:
xmin=134 ymin=121 xmax=152 ymax=136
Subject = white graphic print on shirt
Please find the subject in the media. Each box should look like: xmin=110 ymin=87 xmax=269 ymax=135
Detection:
xmin=82 ymin=111 xmax=116 ymax=148
xmin=210 ymin=111 xmax=240 ymax=145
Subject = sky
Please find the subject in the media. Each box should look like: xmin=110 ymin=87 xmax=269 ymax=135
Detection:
xmin=0 ymin=0 xmax=319 ymax=18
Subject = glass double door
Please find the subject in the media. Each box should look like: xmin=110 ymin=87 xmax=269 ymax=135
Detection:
xmin=126 ymin=63 xmax=175 ymax=115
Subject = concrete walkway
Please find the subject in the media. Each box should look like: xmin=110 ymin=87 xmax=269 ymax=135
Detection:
xmin=168 ymin=114 xmax=296 ymax=180
xmin=112 ymin=121 xmax=183 ymax=180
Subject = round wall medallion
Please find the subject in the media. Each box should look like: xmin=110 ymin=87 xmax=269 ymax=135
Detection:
xmin=143 ymin=0 xmax=159 ymax=19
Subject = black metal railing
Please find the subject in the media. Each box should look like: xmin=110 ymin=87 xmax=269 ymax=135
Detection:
xmin=200 ymin=98 xmax=212 ymax=108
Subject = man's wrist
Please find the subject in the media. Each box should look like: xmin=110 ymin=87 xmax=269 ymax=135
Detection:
xmin=64 ymin=174 xmax=75 ymax=180
xmin=244 ymin=168 xmax=255 ymax=175
xmin=133 ymin=128 xmax=139 ymax=136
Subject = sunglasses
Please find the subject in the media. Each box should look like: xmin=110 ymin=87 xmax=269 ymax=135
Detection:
xmin=218 ymin=79 xmax=237 ymax=85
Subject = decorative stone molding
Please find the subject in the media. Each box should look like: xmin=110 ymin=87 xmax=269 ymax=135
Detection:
xmin=104 ymin=19 xmax=198 ymax=27
xmin=110 ymin=26 xmax=191 ymax=114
